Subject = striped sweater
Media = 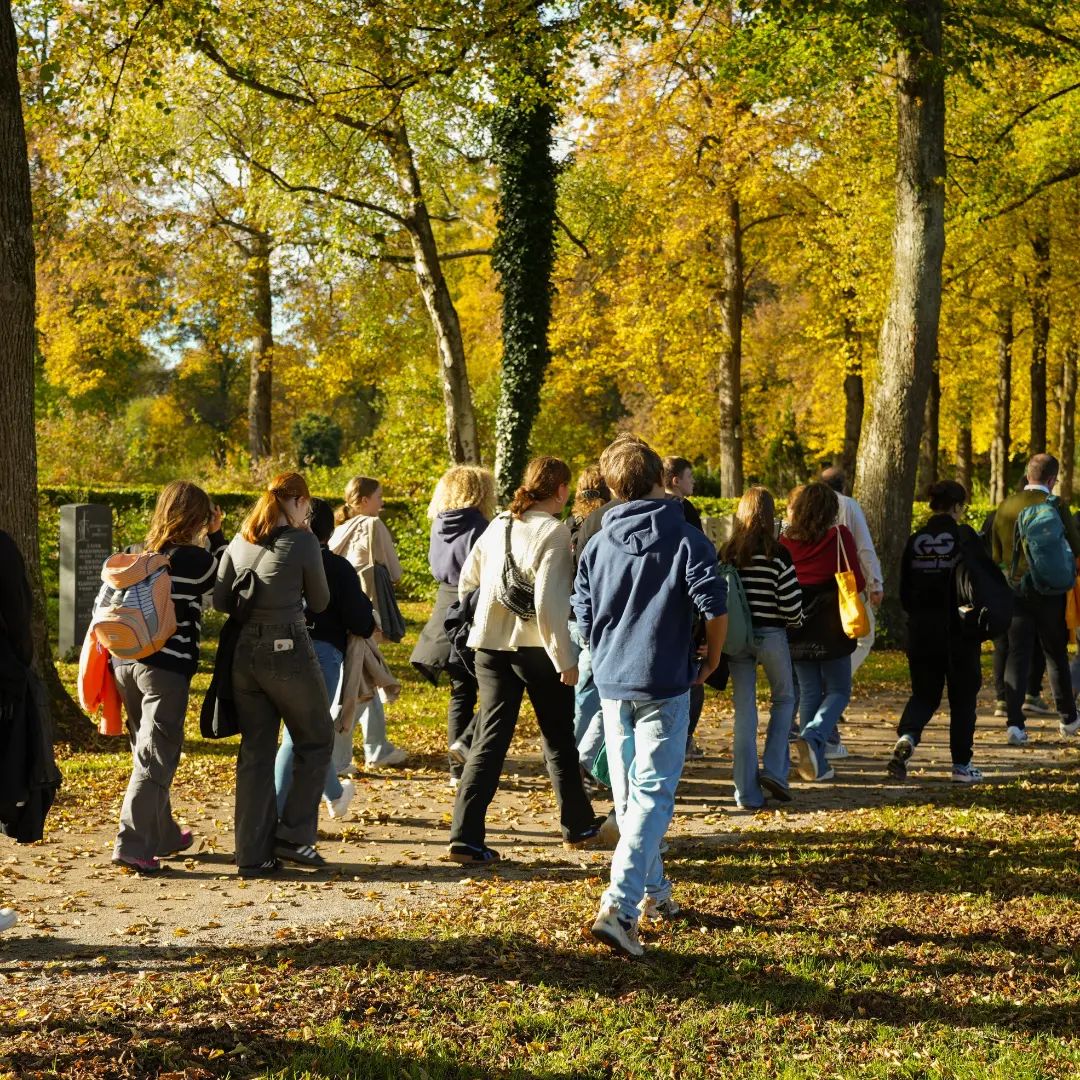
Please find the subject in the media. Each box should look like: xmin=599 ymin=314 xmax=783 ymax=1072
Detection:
xmin=117 ymin=530 xmax=227 ymax=677
xmin=737 ymin=548 xmax=803 ymax=629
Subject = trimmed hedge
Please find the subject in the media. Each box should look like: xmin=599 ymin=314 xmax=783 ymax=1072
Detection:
xmin=38 ymin=486 xmax=435 ymax=606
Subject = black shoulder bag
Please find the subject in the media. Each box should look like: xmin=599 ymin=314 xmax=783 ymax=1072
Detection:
xmin=494 ymin=516 xmax=536 ymax=620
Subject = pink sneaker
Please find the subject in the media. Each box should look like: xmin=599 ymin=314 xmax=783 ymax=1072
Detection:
xmin=112 ymin=853 xmax=161 ymax=874
xmin=159 ymin=828 xmax=194 ymax=858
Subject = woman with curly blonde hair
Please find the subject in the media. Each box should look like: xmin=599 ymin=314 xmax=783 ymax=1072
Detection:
xmin=411 ymin=466 xmax=497 ymax=787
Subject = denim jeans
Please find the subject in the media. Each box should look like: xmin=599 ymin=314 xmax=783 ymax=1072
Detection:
xmin=792 ymin=657 xmax=852 ymax=754
xmin=569 ymin=622 xmax=604 ymax=772
xmin=333 ymin=693 xmax=393 ymax=770
xmin=728 ymin=628 xmax=796 ymax=808
xmin=601 ymin=691 xmax=689 ymax=923
xmin=275 ymin=638 xmax=344 ymax=814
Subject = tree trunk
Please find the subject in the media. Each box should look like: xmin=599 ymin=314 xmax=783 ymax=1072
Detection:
xmin=386 ymin=123 xmax=480 ymax=467
xmin=248 ymin=228 xmax=273 ymax=460
xmin=490 ymin=74 xmax=558 ymax=502
xmin=839 ymin=313 xmax=864 ymax=481
xmin=955 ymin=420 xmax=973 ymax=495
xmin=853 ymin=0 xmax=946 ymax=645
xmin=716 ymin=191 xmax=744 ymax=497
xmin=916 ymin=364 xmax=940 ymax=496
xmin=0 ymin=0 xmax=83 ymax=740
xmin=1059 ymin=341 xmax=1077 ymax=502
xmin=990 ymin=305 xmax=1013 ymax=504
xmin=1029 ymin=227 xmax=1050 ymax=455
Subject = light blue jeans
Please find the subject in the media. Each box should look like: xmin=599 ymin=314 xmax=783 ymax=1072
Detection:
xmin=792 ymin=657 xmax=853 ymax=755
xmin=275 ymin=638 xmax=344 ymax=813
xmin=601 ymin=691 xmax=689 ymax=923
xmin=728 ymin=628 xmax=796 ymax=808
xmin=569 ymin=622 xmax=605 ymax=773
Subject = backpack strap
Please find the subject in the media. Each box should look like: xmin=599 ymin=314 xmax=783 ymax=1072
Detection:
xmin=248 ymin=542 xmax=272 ymax=575
xmin=1010 ymin=514 xmax=1024 ymax=585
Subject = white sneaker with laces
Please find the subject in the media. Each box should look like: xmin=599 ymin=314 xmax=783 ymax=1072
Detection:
xmin=0 ymin=908 xmax=17 ymax=933
xmin=825 ymin=740 xmax=850 ymax=761
xmin=325 ymin=778 xmax=355 ymax=820
xmin=1059 ymin=717 xmax=1080 ymax=737
xmin=591 ymin=905 xmax=643 ymax=957
xmin=448 ymin=740 xmax=469 ymax=765
xmin=1006 ymin=725 xmax=1030 ymax=747
xmin=641 ymin=896 xmax=682 ymax=921
xmin=366 ymin=745 xmax=408 ymax=768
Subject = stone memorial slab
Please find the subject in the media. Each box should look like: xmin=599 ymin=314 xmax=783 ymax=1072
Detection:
xmin=59 ymin=503 xmax=113 ymax=655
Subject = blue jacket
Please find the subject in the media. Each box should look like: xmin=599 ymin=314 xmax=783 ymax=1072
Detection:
xmin=573 ymin=498 xmax=727 ymax=700
xmin=429 ymin=508 xmax=488 ymax=587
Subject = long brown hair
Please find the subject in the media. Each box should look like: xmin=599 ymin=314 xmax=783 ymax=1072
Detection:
xmin=241 ymin=472 xmax=311 ymax=544
xmin=784 ymin=482 xmax=838 ymax=545
xmin=721 ymin=486 xmax=780 ymax=568
xmin=336 ymin=476 xmax=381 ymax=525
xmin=508 ymin=456 xmax=571 ymax=518
xmin=145 ymin=481 xmax=212 ymax=552
xmin=571 ymin=465 xmax=610 ymax=521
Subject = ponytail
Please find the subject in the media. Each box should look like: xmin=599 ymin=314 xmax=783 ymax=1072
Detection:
xmin=241 ymin=472 xmax=311 ymax=544
xmin=508 ymin=456 xmax=571 ymax=518
xmin=337 ymin=476 xmax=381 ymax=525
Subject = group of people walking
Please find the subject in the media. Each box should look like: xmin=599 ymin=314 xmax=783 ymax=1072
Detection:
xmin=5 ymin=433 xmax=1079 ymax=952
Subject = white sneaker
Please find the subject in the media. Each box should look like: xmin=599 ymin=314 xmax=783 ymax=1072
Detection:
xmin=0 ymin=908 xmax=17 ymax=932
xmin=366 ymin=745 xmax=408 ymax=768
xmin=448 ymin=775 xmax=461 ymax=791
xmin=1059 ymin=717 xmax=1080 ymax=737
xmin=1006 ymin=726 xmax=1030 ymax=747
xmin=951 ymin=763 xmax=984 ymax=784
xmin=448 ymin=740 xmax=469 ymax=765
xmin=641 ymin=895 xmax=682 ymax=921
xmin=824 ymin=740 xmax=850 ymax=761
xmin=591 ymin=905 xmax=643 ymax=957
xmin=325 ymin=778 xmax=355 ymax=820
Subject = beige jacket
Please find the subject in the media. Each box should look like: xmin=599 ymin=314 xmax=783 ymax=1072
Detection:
xmin=337 ymin=633 xmax=401 ymax=732
xmin=459 ymin=510 xmax=575 ymax=672
xmin=329 ymin=514 xmax=402 ymax=628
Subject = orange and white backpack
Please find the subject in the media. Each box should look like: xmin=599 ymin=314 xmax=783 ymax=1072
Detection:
xmin=90 ymin=551 xmax=176 ymax=660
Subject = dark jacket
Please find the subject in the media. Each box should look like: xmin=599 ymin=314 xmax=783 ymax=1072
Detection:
xmin=992 ymin=487 xmax=1080 ymax=572
xmin=900 ymin=515 xmax=974 ymax=617
xmin=573 ymin=499 xmax=727 ymax=700
xmin=308 ymin=546 xmax=376 ymax=654
xmin=571 ymin=499 xmax=619 ymax=569
xmin=681 ymin=498 xmax=703 ymax=533
xmin=429 ymin=508 xmax=488 ymax=587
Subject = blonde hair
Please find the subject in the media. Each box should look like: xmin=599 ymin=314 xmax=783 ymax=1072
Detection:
xmin=508 ymin=456 xmax=571 ymax=518
xmin=428 ymin=466 xmax=496 ymax=520
xmin=335 ymin=476 xmax=381 ymax=526
xmin=145 ymin=481 xmax=212 ymax=552
xmin=241 ymin=472 xmax=311 ymax=544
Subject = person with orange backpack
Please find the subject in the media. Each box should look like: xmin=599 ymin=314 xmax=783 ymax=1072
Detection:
xmin=107 ymin=482 xmax=226 ymax=873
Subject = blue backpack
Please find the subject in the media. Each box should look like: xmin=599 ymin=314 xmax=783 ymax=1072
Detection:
xmin=1010 ymin=495 xmax=1077 ymax=596
xmin=716 ymin=562 xmax=753 ymax=656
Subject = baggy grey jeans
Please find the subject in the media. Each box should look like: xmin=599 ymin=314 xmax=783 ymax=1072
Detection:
xmin=232 ymin=621 xmax=332 ymax=867
xmin=113 ymin=662 xmax=191 ymax=862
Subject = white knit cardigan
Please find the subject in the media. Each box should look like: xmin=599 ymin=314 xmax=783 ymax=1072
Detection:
xmin=458 ymin=510 xmax=575 ymax=673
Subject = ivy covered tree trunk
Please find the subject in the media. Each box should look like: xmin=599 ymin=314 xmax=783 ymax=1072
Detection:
xmin=385 ymin=122 xmax=480 ymax=465
xmin=854 ymin=0 xmax=946 ymax=645
xmin=1028 ymin=227 xmax=1051 ymax=456
xmin=491 ymin=75 xmax=558 ymax=503
xmin=0 ymin=0 xmax=82 ymax=738
xmin=248 ymin=227 xmax=274 ymax=461
xmin=1059 ymin=341 xmax=1077 ymax=502
xmin=990 ymin=305 xmax=1013 ymax=504
xmin=716 ymin=191 xmax=745 ymax=497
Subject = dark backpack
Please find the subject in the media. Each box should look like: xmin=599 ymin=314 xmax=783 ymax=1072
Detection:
xmin=1010 ymin=495 xmax=1077 ymax=596
xmin=953 ymin=533 xmax=1013 ymax=641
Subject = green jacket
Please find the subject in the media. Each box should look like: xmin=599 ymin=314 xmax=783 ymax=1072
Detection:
xmin=991 ymin=488 xmax=1080 ymax=578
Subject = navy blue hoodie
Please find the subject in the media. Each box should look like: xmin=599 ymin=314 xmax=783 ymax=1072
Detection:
xmin=573 ymin=499 xmax=727 ymax=700
xmin=429 ymin=507 xmax=489 ymax=587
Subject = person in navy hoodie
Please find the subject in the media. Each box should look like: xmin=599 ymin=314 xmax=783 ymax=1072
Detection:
xmin=574 ymin=436 xmax=728 ymax=957
xmin=411 ymin=466 xmax=496 ymax=787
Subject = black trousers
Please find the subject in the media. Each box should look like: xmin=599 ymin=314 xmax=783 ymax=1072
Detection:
xmin=1004 ymin=592 xmax=1076 ymax=729
xmin=449 ymin=647 xmax=595 ymax=849
xmin=897 ymin=623 xmax=981 ymax=766
xmin=447 ymin=662 xmax=478 ymax=777
xmin=992 ymin=632 xmax=1044 ymax=701
xmin=686 ymin=683 xmax=705 ymax=739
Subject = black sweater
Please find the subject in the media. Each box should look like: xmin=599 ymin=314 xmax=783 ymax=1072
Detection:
xmin=900 ymin=515 xmax=978 ymax=617
xmin=307 ymin=547 xmax=376 ymax=653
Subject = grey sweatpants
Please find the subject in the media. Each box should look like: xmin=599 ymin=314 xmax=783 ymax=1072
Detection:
xmin=114 ymin=663 xmax=191 ymax=862
xmin=232 ymin=621 xmax=332 ymax=867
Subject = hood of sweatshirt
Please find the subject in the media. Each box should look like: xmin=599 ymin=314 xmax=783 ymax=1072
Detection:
xmin=435 ymin=507 xmax=488 ymax=544
xmin=602 ymin=498 xmax=687 ymax=555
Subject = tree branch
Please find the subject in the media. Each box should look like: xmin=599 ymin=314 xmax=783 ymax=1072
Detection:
xmin=992 ymin=81 xmax=1080 ymax=145
xmin=982 ymin=162 xmax=1080 ymax=220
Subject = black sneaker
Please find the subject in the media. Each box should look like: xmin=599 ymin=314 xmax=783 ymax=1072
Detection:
xmin=887 ymin=735 xmax=915 ymax=780
xmin=274 ymin=840 xmax=327 ymax=869
xmin=238 ymin=858 xmax=280 ymax=879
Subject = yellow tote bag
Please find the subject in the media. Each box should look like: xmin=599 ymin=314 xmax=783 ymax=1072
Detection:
xmin=836 ymin=529 xmax=870 ymax=640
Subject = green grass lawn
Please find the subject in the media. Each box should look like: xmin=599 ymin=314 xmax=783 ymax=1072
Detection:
xmin=18 ymin=605 xmax=1079 ymax=1079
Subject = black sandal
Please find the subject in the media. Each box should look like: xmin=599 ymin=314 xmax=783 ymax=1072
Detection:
xmin=447 ymin=844 xmax=501 ymax=865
